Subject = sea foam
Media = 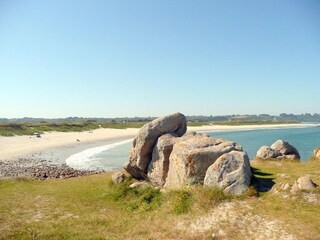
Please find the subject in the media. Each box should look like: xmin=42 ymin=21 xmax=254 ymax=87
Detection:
xmin=65 ymin=139 xmax=132 ymax=171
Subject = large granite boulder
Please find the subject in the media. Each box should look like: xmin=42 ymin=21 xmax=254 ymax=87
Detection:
xmin=123 ymin=112 xmax=252 ymax=194
xmin=256 ymin=140 xmax=300 ymax=160
xmin=256 ymin=146 xmax=279 ymax=159
xmin=147 ymin=132 xmax=208 ymax=187
xmin=204 ymin=151 xmax=251 ymax=195
xmin=164 ymin=135 xmax=243 ymax=189
xmin=271 ymin=140 xmax=300 ymax=159
xmin=124 ymin=112 xmax=187 ymax=179
xmin=147 ymin=133 xmax=178 ymax=187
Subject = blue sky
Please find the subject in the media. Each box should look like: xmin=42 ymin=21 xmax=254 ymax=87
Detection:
xmin=0 ymin=0 xmax=319 ymax=118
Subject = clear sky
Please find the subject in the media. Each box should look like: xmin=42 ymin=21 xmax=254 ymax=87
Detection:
xmin=0 ymin=0 xmax=319 ymax=118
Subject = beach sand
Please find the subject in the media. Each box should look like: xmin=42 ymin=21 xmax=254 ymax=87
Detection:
xmin=0 ymin=128 xmax=139 ymax=161
xmin=0 ymin=123 xmax=317 ymax=161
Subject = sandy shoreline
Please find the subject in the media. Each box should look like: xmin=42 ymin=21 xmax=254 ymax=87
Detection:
xmin=0 ymin=123 xmax=318 ymax=161
xmin=0 ymin=128 xmax=139 ymax=161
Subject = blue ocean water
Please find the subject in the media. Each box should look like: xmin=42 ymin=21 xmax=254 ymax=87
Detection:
xmin=207 ymin=126 xmax=320 ymax=160
xmin=66 ymin=126 xmax=320 ymax=171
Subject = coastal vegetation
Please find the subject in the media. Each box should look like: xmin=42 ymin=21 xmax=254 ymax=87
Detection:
xmin=208 ymin=120 xmax=299 ymax=126
xmin=0 ymin=158 xmax=319 ymax=239
xmin=0 ymin=122 xmax=147 ymax=136
xmin=0 ymin=120 xmax=301 ymax=136
xmin=1 ymin=113 xmax=319 ymax=124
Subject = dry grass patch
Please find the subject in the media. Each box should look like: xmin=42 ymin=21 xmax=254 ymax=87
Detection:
xmin=1 ymin=159 xmax=320 ymax=239
xmin=0 ymin=174 xmax=234 ymax=240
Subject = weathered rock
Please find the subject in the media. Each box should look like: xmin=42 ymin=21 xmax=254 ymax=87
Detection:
xmin=112 ymin=172 xmax=126 ymax=184
xmin=256 ymin=146 xmax=279 ymax=159
xmin=124 ymin=112 xmax=187 ymax=179
xmin=129 ymin=181 xmax=151 ymax=189
xmin=123 ymin=161 xmax=147 ymax=180
xmin=280 ymin=182 xmax=290 ymax=191
xmin=164 ymin=136 xmax=243 ymax=189
xmin=290 ymin=182 xmax=299 ymax=193
xmin=291 ymin=176 xmax=317 ymax=193
xmin=271 ymin=140 xmax=300 ymax=159
xmin=314 ymin=146 xmax=320 ymax=159
xmin=147 ymin=134 xmax=178 ymax=187
xmin=272 ymin=182 xmax=291 ymax=193
xmin=147 ymin=132 xmax=208 ymax=187
xmin=271 ymin=182 xmax=292 ymax=198
xmin=256 ymin=140 xmax=300 ymax=160
xmin=204 ymin=151 xmax=251 ymax=195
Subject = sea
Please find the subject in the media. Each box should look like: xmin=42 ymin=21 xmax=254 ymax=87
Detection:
xmin=66 ymin=125 xmax=320 ymax=171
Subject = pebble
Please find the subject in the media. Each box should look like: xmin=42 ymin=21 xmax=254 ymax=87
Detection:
xmin=0 ymin=158 xmax=102 ymax=180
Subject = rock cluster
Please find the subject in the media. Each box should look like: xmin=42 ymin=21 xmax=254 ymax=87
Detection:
xmin=164 ymin=135 xmax=244 ymax=189
xmin=256 ymin=140 xmax=300 ymax=160
xmin=124 ymin=112 xmax=187 ymax=180
xmin=123 ymin=112 xmax=252 ymax=195
xmin=272 ymin=176 xmax=318 ymax=200
xmin=291 ymin=176 xmax=317 ymax=193
xmin=0 ymin=158 xmax=100 ymax=180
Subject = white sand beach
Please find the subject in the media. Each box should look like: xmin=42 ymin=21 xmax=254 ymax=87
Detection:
xmin=0 ymin=123 xmax=317 ymax=161
xmin=0 ymin=128 xmax=139 ymax=161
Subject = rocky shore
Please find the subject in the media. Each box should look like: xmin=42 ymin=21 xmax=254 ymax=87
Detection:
xmin=0 ymin=158 xmax=102 ymax=180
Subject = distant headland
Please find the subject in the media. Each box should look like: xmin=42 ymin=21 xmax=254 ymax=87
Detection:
xmin=1 ymin=113 xmax=320 ymax=123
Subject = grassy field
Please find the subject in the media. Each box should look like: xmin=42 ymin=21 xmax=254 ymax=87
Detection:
xmin=249 ymin=158 xmax=320 ymax=239
xmin=0 ymin=158 xmax=319 ymax=240
xmin=0 ymin=120 xmax=301 ymax=136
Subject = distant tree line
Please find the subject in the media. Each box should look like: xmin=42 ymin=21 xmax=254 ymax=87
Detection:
xmin=1 ymin=113 xmax=319 ymax=123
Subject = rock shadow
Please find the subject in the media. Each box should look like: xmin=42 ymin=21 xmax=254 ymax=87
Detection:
xmin=251 ymin=167 xmax=275 ymax=192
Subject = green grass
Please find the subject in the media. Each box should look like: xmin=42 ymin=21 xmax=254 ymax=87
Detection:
xmin=170 ymin=189 xmax=192 ymax=214
xmin=106 ymin=178 xmax=163 ymax=212
xmin=1 ymin=159 xmax=319 ymax=239
xmin=249 ymin=158 xmax=320 ymax=239
xmin=0 ymin=173 xmax=234 ymax=240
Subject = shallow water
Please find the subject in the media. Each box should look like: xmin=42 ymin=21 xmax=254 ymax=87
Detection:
xmin=66 ymin=126 xmax=320 ymax=171
xmin=66 ymin=139 xmax=132 ymax=171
